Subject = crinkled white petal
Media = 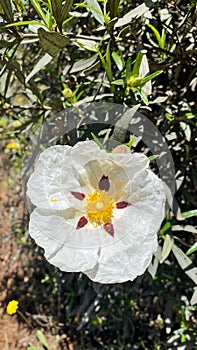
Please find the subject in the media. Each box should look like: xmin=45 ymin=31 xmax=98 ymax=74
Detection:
xmin=30 ymin=208 xmax=100 ymax=271
xmin=27 ymin=142 xmax=106 ymax=210
xmin=71 ymin=140 xmax=106 ymax=167
xmin=84 ymin=170 xmax=165 ymax=283
xmin=27 ymin=145 xmax=79 ymax=210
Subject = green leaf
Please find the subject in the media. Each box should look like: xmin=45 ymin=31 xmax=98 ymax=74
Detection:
xmin=126 ymin=58 xmax=132 ymax=81
xmin=161 ymin=28 xmax=166 ymax=49
xmin=125 ymin=135 xmax=135 ymax=149
xmin=112 ymin=52 xmax=123 ymax=71
xmin=111 ymin=79 xmax=124 ymax=85
xmin=148 ymin=154 xmax=159 ymax=161
xmin=133 ymin=87 xmax=149 ymax=105
xmin=109 ymin=0 xmax=120 ymax=18
xmin=160 ymin=234 xmax=174 ymax=263
xmin=75 ymin=39 xmax=97 ymax=52
xmin=30 ymin=0 xmax=48 ymax=27
xmin=147 ymin=23 xmax=162 ymax=48
xmin=70 ymin=54 xmax=98 ymax=73
xmin=84 ymin=0 xmax=104 ymax=25
xmin=96 ymin=46 xmax=113 ymax=83
xmin=38 ymin=28 xmax=69 ymax=57
xmin=112 ymin=104 xmax=140 ymax=143
xmin=115 ymin=3 xmax=150 ymax=27
xmin=159 ymin=221 xmax=171 ymax=236
xmin=37 ymin=330 xmax=49 ymax=349
xmin=172 ymin=244 xmax=197 ymax=284
xmin=5 ymin=20 xmax=44 ymax=28
xmin=140 ymin=70 xmax=163 ymax=85
xmin=190 ymin=287 xmax=197 ymax=306
xmin=0 ymin=0 xmax=13 ymax=22
xmin=106 ymin=41 xmax=113 ymax=82
xmin=25 ymin=53 xmax=53 ymax=83
xmin=131 ymin=51 xmax=143 ymax=76
xmin=61 ymin=0 xmax=74 ymax=24
xmin=27 ymin=345 xmax=40 ymax=350
xmin=186 ymin=242 xmax=197 ymax=256
xmin=51 ymin=0 xmax=62 ymax=30
xmin=91 ymin=133 xmax=106 ymax=149
xmin=181 ymin=209 xmax=197 ymax=218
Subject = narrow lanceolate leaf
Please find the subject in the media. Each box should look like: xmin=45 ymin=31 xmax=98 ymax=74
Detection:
xmin=126 ymin=58 xmax=132 ymax=81
xmin=140 ymin=54 xmax=151 ymax=95
xmin=30 ymin=0 xmax=48 ymax=26
xmin=36 ymin=330 xmax=49 ymax=349
xmin=109 ymin=0 xmax=120 ymax=18
xmin=90 ymin=132 xmax=106 ymax=149
xmin=112 ymin=52 xmax=124 ymax=71
xmin=160 ymin=234 xmax=174 ymax=263
xmin=131 ymin=52 xmax=143 ymax=76
xmin=140 ymin=70 xmax=163 ymax=85
xmin=115 ymin=3 xmax=150 ymax=27
xmin=51 ymin=0 xmax=62 ymax=30
xmin=38 ymin=28 xmax=69 ymax=57
xmin=0 ymin=0 xmax=14 ymax=22
xmin=190 ymin=287 xmax=197 ymax=306
xmin=61 ymin=0 xmax=74 ymax=23
xmin=111 ymin=79 xmax=124 ymax=85
xmin=25 ymin=53 xmax=53 ymax=83
xmin=148 ymin=154 xmax=159 ymax=161
xmin=134 ymin=87 xmax=149 ymax=105
xmin=85 ymin=0 xmax=104 ymax=25
xmin=5 ymin=20 xmax=43 ymax=28
xmin=172 ymin=244 xmax=197 ymax=284
xmin=111 ymin=104 xmax=140 ymax=143
xmin=70 ymin=54 xmax=98 ymax=73
xmin=147 ymin=24 xmax=162 ymax=48
xmin=106 ymin=41 xmax=113 ymax=82
xmin=181 ymin=209 xmax=197 ymax=218
xmin=186 ymin=242 xmax=197 ymax=256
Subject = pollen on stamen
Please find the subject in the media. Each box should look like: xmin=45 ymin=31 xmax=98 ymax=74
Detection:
xmin=85 ymin=190 xmax=115 ymax=226
xmin=50 ymin=198 xmax=58 ymax=202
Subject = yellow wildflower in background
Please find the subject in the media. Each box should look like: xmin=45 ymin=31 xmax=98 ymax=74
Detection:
xmin=6 ymin=300 xmax=19 ymax=315
xmin=4 ymin=141 xmax=21 ymax=153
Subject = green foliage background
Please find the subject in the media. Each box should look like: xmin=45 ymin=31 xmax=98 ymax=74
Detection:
xmin=0 ymin=0 xmax=196 ymax=349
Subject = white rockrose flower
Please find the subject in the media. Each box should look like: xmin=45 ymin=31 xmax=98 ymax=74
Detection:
xmin=27 ymin=141 xmax=166 ymax=283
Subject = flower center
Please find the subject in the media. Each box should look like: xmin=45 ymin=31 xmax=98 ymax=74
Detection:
xmin=85 ymin=190 xmax=115 ymax=226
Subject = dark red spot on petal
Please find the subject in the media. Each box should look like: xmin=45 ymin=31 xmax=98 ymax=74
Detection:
xmin=116 ymin=201 xmax=132 ymax=209
xmin=98 ymin=175 xmax=110 ymax=191
xmin=70 ymin=191 xmax=85 ymax=201
xmin=103 ymin=222 xmax=114 ymax=237
xmin=76 ymin=216 xmax=88 ymax=229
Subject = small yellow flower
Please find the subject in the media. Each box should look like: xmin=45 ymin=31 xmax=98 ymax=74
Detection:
xmin=6 ymin=300 xmax=19 ymax=315
xmin=4 ymin=141 xmax=21 ymax=153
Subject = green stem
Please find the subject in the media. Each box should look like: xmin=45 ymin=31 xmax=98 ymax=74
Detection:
xmin=17 ymin=310 xmax=33 ymax=329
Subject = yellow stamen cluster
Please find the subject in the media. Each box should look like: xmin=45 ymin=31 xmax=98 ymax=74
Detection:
xmin=85 ymin=190 xmax=115 ymax=226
